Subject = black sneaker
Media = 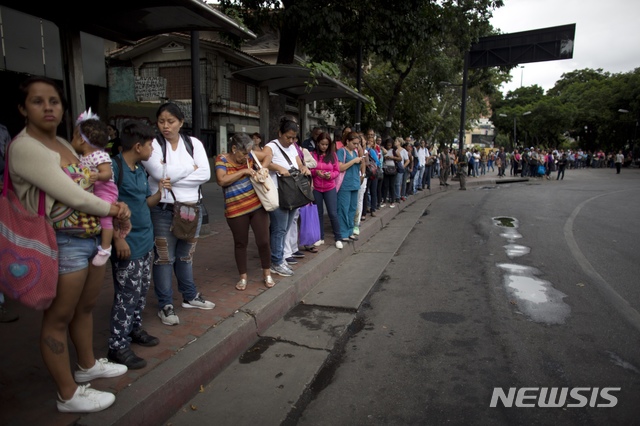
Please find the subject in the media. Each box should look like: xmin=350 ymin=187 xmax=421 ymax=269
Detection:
xmin=107 ymin=347 xmax=147 ymax=370
xmin=129 ymin=329 xmax=159 ymax=347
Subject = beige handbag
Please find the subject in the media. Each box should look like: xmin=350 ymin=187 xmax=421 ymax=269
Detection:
xmin=249 ymin=153 xmax=279 ymax=211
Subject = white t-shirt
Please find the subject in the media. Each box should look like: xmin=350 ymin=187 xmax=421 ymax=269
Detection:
xmin=400 ymin=149 xmax=409 ymax=165
xmin=416 ymin=147 xmax=426 ymax=166
xmin=267 ymin=139 xmax=301 ymax=189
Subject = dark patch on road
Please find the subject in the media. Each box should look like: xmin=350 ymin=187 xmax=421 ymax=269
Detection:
xmin=420 ymin=311 xmax=465 ymax=324
xmin=285 ymin=304 xmax=356 ymax=334
xmin=450 ymin=337 xmax=479 ymax=347
xmin=239 ymin=337 xmax=277 ymax=364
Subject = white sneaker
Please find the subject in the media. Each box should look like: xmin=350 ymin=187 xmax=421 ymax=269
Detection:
xmin=57 ymin=384 xmax=115 ymax=413
xmin=74 ymin=358 xmax=128 ymax=383
xmin=158 ymin=304 xmax=180 ymax=325
xmin=271 ymin=262 xmax=294 ymax=277
xmin=335 ymin=240 xmax=344 ymax=249
xmin=182 ymin=293 xmax=215 ymax=310
xmin=313 ymin=240 xmax=324 ymax=247
xmin=353 ymin=226 xmax=360 ymax=235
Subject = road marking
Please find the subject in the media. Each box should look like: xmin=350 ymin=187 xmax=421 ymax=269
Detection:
xmin=563 ymin=190 xmax=640 ymax=333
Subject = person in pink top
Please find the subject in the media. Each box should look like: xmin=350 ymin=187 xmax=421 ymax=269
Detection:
xmin=310 ymin=132 xmax=343 ymax=249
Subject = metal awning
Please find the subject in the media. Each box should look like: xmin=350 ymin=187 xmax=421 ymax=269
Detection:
xmin=232 ymin=65 xmax=369 ymax=103
xmin=0 ymin=0 xmax=255 ymax=44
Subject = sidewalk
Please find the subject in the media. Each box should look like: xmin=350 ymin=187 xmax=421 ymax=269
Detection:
xmin=0 ymin=172 xmax=515 ymax=426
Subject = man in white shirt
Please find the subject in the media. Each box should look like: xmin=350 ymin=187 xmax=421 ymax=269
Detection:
xmin=413 ymin=140 xmax=426 ymax=192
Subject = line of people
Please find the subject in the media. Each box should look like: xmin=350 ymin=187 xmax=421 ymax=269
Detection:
xmin=13 ymin=75 xmax=594 ymax=416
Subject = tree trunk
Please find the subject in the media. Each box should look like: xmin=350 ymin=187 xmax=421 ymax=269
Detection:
xmin=276 ymin=0 xmax=298 ymax=64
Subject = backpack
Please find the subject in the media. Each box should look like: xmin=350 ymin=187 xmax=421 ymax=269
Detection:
xmin=113 ymin=132 xmax=202 ymax=198
xmin=156 ymin=131 xmax=195 ymax=160
xmin=155 ymin=132 xmax=201 ymax=200
xmin=112 ymin=155 xmax=147 ymax=191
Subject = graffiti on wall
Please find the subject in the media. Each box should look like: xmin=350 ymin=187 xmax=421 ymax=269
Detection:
xmin=172 ymin=100 xmax=193 ymax=125
xmin=135 ymin=77 xmax=167 ymax=101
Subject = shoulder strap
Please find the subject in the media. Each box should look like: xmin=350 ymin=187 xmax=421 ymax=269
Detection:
xmin=157 ymin=132 xmax=201 ymax=200
xmin=113 ymin=155 xmax=123 ymax=191
xmin=274 ymin=142 xmax=293 ymax=166
xmin=2 ymin=139 xmax=46 ymax=215
xmin=156 ymin=132 xmax=194 ymax=162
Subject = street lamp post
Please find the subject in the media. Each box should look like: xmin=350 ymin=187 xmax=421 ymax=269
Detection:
xmin=499 ymin=111 xmax=531 ymax=151
xmin=619 ymin=109 xmax=638 ymax=154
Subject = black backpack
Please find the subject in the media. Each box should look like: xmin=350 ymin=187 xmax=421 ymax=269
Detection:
xmin=155 ymin=131 xmax=195 ymax=160
xmin=112 ymin=132 xmax=194 ymax=190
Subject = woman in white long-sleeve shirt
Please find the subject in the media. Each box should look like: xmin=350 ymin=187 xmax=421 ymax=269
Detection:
xmin=142 ymin=103 xmax=214 ymax=326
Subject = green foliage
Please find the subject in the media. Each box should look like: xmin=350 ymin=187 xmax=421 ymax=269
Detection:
xmin=491 ymin=67 xmax=640 ymax=152
xmin=221 ymin=0 xmax=507 ymax=137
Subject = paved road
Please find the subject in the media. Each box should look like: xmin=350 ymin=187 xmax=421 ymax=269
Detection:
xmin=168 ymin=168 xmax=640 ymax=426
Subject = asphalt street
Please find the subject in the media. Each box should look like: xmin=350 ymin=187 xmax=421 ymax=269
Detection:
xmin=167 ymin=168 xmax=640 ymax=426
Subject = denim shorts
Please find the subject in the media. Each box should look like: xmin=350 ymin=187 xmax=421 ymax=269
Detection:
xmin=56 ymin=232 xmax=101 ymax=275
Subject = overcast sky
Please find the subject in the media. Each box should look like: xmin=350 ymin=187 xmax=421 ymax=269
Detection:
xmin=489 ymin=0 xmax=640 ymax=95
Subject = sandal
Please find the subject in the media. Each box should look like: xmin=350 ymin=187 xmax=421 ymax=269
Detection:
xmin=235 ymin=278 xmax=247 ymax=291
xmin=264 ymin=276 xmax=276 ymax=288
xmin=305 ymin=245 xmax=319 ymax=253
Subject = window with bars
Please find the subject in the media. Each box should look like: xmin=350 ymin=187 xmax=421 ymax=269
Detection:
xmin=160 ymin=66 xmax=191 ymax=100
xmin=140 ymin=60 xmax=208 ymax=101
xmin=222 ymin=63 xmax=258 ymax=106
xmin=139 ymin=59 xmax=256 ymax=105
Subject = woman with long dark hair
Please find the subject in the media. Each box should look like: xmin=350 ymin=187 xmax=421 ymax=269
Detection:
xmin=142 ymin=103 xmax=214 ymax=326
xmin=9 ymin=76 xmax=130 ymax=412
xmin=336 ymin=132 xmax=364 ymax=241
xmin=310 ymin=132 xmax=342 ymax=249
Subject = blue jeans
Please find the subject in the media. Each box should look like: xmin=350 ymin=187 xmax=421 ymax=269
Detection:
xmin=394 ymin=172 xmax=405 ymax=200
xmin=56 ymin=232 xmax=101 ymax=274
xmin=151 ymin=205 xmax=201 ymax=309
xmin=337 ymin=188 xmax=358 ymax=239
xmin=313 ymin=189 xmax=341 ymax=241
xmin=413 ymin=166 xmax=424 ymax=192
xmin=269 ymin=207 xmax=297 ymax=265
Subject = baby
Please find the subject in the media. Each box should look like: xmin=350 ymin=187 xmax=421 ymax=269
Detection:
xmin=71 ymin=109 xmax=130 ymax=266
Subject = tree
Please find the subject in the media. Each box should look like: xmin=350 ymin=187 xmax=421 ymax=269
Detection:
xmin=491 ymin=67 xmax=640 ymax=153
xmin=221 ymin=0 xmax=506 ymax=136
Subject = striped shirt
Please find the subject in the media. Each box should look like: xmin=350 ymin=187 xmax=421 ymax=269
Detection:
xmin=215 ymin=155 xmax=262 ymax=218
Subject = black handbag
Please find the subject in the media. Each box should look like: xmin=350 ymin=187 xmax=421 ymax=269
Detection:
xmin=274 ymin=144 xmax=315 ymax=210
xmin=383 ymin=164 xmax=397 ymax=176
xmin=278 ymin=169 xmax=314 ymax=210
